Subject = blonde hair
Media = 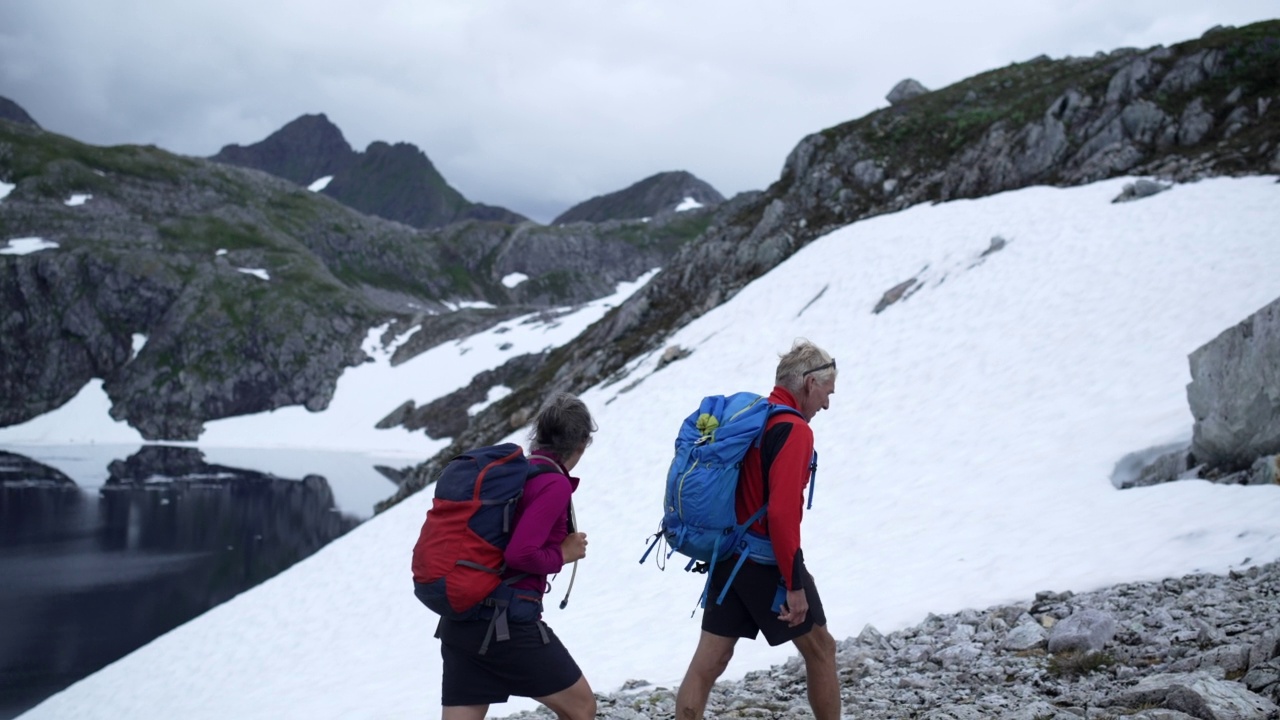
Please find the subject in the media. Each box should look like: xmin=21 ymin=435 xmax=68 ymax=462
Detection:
xmin=775 ymin=338 xmax=836 ymax=392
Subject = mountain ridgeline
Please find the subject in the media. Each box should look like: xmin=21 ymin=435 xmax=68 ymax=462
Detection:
xmin=211 ymin=113 xmax=529 ymax=228
xmin=380 ymin=20 xmax=1280 ymax=510
xmin=0 ymin=112 xmax=720 ymax=440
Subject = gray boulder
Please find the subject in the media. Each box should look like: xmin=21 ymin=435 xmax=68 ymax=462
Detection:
xmin=1106 ymin=671 xmax=1279 ymax=720
xmin=1113 ymin=178 xmax=1173 ymax=203
xmin=1048 ymin=608 xmax=1117 ymax=654
xmin=1003 ymin=622 xmax=1048 ymax=651
xmin=1188 ymin=296 xmax=1280 ymax=469
xmin=886 ymin=78 xmax=930 ymax=105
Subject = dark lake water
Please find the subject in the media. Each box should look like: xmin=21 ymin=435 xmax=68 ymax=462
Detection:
xmin=0 ymin=443 xmax=412 ymax=719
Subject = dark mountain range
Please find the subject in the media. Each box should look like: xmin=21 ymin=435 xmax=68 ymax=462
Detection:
xmin=0 ymin=97 xmax=38 ymax=127
xmin=0 ymin=118 xmax=710 ymax=440
xmin=380 ymin=19 xmax=1280 ymax=510
xmin=211 ymin=113 xmax=527 ymax=228
xmin=552 ymin=170 xmax=725 ymax=224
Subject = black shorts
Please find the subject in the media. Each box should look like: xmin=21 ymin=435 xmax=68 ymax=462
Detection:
xmin=702 ymin=558 xmax=826 ymax=646
xmin=436 ymin=618 xmax=582 ymax=706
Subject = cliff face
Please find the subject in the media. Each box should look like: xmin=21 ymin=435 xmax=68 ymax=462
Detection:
xmin=380 ymin=20 xmax=1280 ymax=510
xmin=0 ymin=122 xmax=703 ymax=440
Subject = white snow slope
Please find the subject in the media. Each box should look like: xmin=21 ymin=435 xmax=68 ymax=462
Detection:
xmin=19 ymin=176 xmax=1280 ymax=719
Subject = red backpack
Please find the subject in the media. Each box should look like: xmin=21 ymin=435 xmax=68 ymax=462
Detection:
xmin=411 ymin=443 xmax=559 ymax=652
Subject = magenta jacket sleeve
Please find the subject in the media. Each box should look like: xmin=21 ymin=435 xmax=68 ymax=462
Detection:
xmin=503 ymin=474 xmax=571 ymax=575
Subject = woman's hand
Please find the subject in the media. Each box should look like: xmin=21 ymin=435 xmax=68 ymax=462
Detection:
xmin=560 ymin=532 xmax=588 ymax=563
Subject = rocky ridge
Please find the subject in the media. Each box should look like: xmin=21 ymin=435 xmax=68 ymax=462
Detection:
xmin=507 ymin=561 xmax=1280 ymax=719
xmin=211 ymin=113 xmax=528 ymax=228
xmin=380 ymin=20 xmax=1280 ymax=511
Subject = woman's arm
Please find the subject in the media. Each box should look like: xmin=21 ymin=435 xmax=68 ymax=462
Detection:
xmin=504 ymin=475 xmax=571 ymax=574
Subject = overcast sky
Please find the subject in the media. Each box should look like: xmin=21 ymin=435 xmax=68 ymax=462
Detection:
xmin=1 ymin=1 xmax=1275 ymax=223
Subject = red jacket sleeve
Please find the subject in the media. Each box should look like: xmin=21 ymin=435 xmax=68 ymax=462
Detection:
xmin=504 ymin=475 xmax=571 ymax=575
xmin=765 ymin=417 xmax=814 ymax=591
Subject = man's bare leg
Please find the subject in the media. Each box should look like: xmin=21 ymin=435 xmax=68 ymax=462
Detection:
xmin=792 ymin=624 xmax=841 ymax=720
xmin=534 ymin=675 xmax=596 ymax=720
xmin=442 ymin=705 xmax=489 ymax=720
xmin=675 ymin=632 xmax=738 ymax=719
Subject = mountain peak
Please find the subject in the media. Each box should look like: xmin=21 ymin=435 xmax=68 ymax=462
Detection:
xmin=211 ymin=115 xmax=528 ymax=228
xmin=553 ymin=170 xmax=725 ymax=225
xmin=0 ymin=96 xmax=40 ymax=128
xmin=212 ymin=112 xmax=356 ymax=186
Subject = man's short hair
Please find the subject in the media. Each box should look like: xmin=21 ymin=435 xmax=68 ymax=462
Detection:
xmin=775 ymin=338 xmax=836 ymax=392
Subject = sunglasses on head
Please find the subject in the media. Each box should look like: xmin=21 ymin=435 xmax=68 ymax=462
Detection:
xmin=802 ymin=358 xmax=836 ymax=377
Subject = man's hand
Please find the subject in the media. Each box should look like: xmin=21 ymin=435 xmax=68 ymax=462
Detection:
xmin=778 ymin=588 xmax=809 ymax=627
xmin=560 ymin=532 xmax=588 ymax=563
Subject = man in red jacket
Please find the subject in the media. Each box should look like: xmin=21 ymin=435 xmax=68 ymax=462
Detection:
xmin=675 ymin=339 xmax=840 ymax=720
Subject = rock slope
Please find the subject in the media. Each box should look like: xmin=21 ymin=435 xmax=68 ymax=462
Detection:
xmin=509 ymin=561 xmax=1280 ymax=719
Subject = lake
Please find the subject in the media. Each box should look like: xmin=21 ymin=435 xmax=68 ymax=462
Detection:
xmin=0 ymin=443 xmax=417 ymax=720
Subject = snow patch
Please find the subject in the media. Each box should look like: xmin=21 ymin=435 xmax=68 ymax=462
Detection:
xmin=1 ymin=237 xmax=60 ymax=255
xmin=0 ymin=180 xmax=15 ymax=200
xmin=443 ymin=299 xmax=497 ymax=311
xmin=215 ymin=249 xmax=228 ymax=256
xmin=467 ymin=385 xmax=513 ymax=416
xmin=307 ymin=176 xmax=333 ymax=192
xmin=675 ymin=196 xmax=703 ymax=212
xmin=501 ymin=272 xmax=529 ymax=288
xmin=237 ymin=268 xmax=270 ymax=281
xmin=65 ymin=193 xmax=92 ymax=206
xmin=131 ymin=334 xmax=148 ymax=359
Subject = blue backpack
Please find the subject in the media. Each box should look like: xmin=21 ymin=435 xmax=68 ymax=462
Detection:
xmin=640 ymin=392 xmax=817 ymax=607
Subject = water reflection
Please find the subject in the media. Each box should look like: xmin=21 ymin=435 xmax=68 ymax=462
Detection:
xmin=0 ymin=446 xmax=365 ymax=719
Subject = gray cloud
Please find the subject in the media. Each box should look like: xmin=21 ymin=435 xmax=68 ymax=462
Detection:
xmin=1 ymin=0 xmax=1275 ymax=222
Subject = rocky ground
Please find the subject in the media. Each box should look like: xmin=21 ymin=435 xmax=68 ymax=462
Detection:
xmin=509 ymin=560 xmax=1280 ymax=719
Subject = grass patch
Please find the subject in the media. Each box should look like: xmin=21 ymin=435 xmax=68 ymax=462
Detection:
xmin=1047 ymin=650 xmax=1115 ymax=677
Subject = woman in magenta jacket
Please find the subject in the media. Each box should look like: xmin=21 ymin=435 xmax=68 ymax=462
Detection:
xmin=437 ymin=392 xmax=597 ymax=720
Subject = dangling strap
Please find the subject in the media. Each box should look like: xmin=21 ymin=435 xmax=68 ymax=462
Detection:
xmin=711 ymin=504 xmax=767 ymax=605
xmin=806 ymin=450 xmax=818 ymax=509
xmin=715 ymin=550 xmax=754 ymax=606
xmin=639 ymin=531 xmax=662 ymax=565
xmin=478 ymin=598 xmax=510 ymax=655
xmin=694 ymin=533 xmax=725 ymax=614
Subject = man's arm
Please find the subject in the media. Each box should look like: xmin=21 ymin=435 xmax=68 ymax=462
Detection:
xmin=762 ymin=418 xmax=814 ymax=592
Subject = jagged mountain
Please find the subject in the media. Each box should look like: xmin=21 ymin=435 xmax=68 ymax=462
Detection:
xmin=210 ymin=113 xmax=354 ymax=187
xmin=552 ymin=170 xmax=725 ymax=224
xmin=0 ymin=96 xmax=38 ymax=127
xmin=380 ymin=19 xmax=1280 ymax=510
xmin=0 ymin=121 xmax=709 ymax=440
xmin=211 ymin=114 xmax=528 ymax=228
